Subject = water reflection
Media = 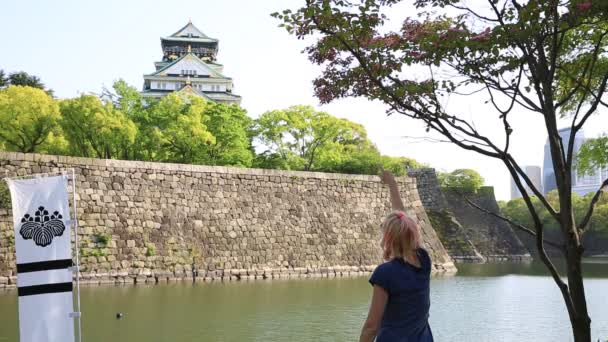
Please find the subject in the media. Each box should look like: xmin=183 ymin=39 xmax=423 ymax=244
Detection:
xmin=0 ymin=261 xmax=606 ymax=342
xmin=456 ymin=258 xmax=608 ymax=278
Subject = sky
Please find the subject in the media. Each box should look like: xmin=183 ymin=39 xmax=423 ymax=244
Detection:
xmin=1 ymin=0 xmax=606 ymax=200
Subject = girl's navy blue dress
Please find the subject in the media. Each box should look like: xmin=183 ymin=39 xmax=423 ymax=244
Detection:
xmin=369 ymin=248 xmax=433 ymax=342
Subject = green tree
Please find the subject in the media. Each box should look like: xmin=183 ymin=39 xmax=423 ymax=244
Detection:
xmin=275 ymin=1 xmax=608 ymax=339
xmin=103 ymin=80 xmax=154 ymax=160
xmin=0 ymin=86 xmax=61 ymax=153
xmin=0 ymin=70 xmax=6 ymax=88
xmin=59 ymin=94 xmax=137 ymax=159
xmin=254 ymin=105 xmax=371 ymax=171
xmin=254 ymin=106 xmax=366 ymax=171
xmin=577 ymin=135 xmax=608 ymax=175
xmin=439 ymin=169 xmax=485 ymax=193
xmin=148 ymin=93 xmax=215 ymax=164
xmin=5 ymin=71 xmax=53 ymax=96
xmin=101 ymin=81 xmax=253 ymax=167
xmin=254 ymin=105 xmax=422 ymax=175
xmin=8 ymin=71 xmax=45 ymax=89
xmin=503 ymin=191 xmax=608 ymax=240
xmin=201 ymin=102 xmax=254 ymax=167
xmin=321 ymin=147 xmax=421 ymax=176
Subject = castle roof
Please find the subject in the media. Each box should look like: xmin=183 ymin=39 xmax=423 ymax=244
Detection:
xmin=161 ymin=21 xmax=218 ymax=44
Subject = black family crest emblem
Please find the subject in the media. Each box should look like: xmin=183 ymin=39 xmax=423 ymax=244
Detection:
xmin=19 ymin=206 xmax=66 ymax=247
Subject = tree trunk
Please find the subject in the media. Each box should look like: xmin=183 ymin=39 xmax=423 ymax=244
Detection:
xmin=565 ymin=241 xmax=591 ymax=342
xmin=546 ymin=122 xmax=591 ymax=341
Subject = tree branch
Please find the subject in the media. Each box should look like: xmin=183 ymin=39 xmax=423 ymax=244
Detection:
xmin=506 ymin=154 xmax=560 ymax=220
xmin=578 ymin=178 xmax=608 ymax=232
xmin=449 ymin=4 xmax=500 ymax=22
xmin=457 ymin=191 xmax=564 ymax=250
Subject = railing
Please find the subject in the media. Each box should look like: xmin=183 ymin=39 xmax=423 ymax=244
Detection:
xmin=163 ymin=46 xmax=216 ymax=55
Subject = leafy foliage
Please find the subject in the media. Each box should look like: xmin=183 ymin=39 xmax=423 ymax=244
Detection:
xmin=253 ymin=105 xmax=421 ymax=174
xmin=0 ymin=81 xmax=420 ymax=176
xmin=93 ymin=233 xmax=111 ymax=247
xmin=577 ymin=135 xmax=608 ymax=175
xmin=438 ymin=169 xmax=485 ymax=193
xmin=0 ymin=70 xmax=6 ymax=88
xmin=189 ymin=101 xmax=253 ymax=167
xmin=60 ymin=94 xmax=137 ymax=159
xmin=0 ymin=181 xmax=10 ymax=209
xmin=148 ymin=93 xmax=216 ymax=163
xmin=253 ymin=105 xmax=365 ymax=170
xmin=0 ymin=86 xmax=61 ymax=153
xmin=0 ymin=69 xmax=53 ymax=96
xmin=145 ymin=243 xmax=157 ymax=257
xmin=107 ymin=81 xmax=254 ymax=166
xmin=501 ymin=191 xmax=608 ymax=238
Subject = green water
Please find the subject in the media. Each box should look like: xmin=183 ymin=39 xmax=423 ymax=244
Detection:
xmin=1 ymin=260 xmax=607 ymax=341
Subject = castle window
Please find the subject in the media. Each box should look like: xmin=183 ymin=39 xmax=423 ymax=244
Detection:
xmin=181 ymin=69 xmax=197 ymax=76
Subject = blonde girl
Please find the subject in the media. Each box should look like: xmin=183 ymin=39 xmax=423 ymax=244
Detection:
xmin=359 ymin=171 xmax=434 ymax=342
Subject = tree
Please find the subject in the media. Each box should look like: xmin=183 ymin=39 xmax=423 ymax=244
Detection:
xmin=439 ymin=169 xmax=485 ymax=193
xmin=254 ymin=105 xmax=370 ymax=171
xmin=8 ymin=71 xmax=45 ymax=89
xmin=101 ymin=80 xmax=254 ymax=167
xmin=0 ymin=70 xmax=6 ymax=88
xmin=4 ymin=71 xmax=53 ymax=96
xmin=0 ymin=86 xmax=61 ymax=153
xmin=577 ymin=135 xmax=608 ymax=175
xmin=502 ymin=190 xmax=608 ymax=240
xmin=102 ymin=80 xmax=155 ymax=161
xmin=319 ymin=145 xmax=422 ymax=175
xmin=275 ymin=1 xmax=608 ymax=340
xmin=254 ymin=105 xmax=422 ymax=174
xmin=59 ymin=94 xmax=137 ymax=159
xmin=147 ymin=93 xmax=215 ymax=164
xmin=200 ymin=103 xmax=254 ymax=167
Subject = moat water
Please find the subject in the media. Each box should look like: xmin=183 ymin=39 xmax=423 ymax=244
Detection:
xmin=0 ymin=260 xmax=607 ymax=342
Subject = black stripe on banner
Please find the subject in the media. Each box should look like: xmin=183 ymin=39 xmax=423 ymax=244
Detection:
xmin=16 ymin=259 xmax=73 ymax=273
xmin=18 ymin=282 xmax=73 ymax=297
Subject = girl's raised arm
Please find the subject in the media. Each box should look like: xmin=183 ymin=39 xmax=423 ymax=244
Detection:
xmin=380 ymin=170 xmax=405 ymax=212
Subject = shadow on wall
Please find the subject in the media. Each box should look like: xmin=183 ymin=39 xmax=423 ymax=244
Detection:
xmin=408 ymin=169 xmax=531 ymax=263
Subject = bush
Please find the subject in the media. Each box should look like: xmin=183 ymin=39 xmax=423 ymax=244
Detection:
xmin=0 ymin=182 xmax=10 ymax=209
xmin=93 ymin=233 xmax=111 ymax=247
xmin=145 ymin=244 xmax=156 ymax=257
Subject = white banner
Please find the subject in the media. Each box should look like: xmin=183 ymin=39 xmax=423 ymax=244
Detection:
xmin=6 ymin=175 xmax=75 ymax=342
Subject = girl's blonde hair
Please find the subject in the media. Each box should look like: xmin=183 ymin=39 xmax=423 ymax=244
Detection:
xmin=381 ymin=211 xmax=422 ymax=260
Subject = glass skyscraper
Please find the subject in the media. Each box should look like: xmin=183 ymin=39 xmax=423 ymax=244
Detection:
xmin=543 ymin=128 xmax=605 ymax=196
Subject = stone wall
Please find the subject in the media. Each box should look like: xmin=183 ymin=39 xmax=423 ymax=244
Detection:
xmin=407 ymin=169 xmax=485 ymax=262
xmin=443 ymin=187 xmax=531 ymax=260
xmin=406 ymin=169 xmax=450 ymax=211
xmin=0 ymin=152 xmax=455 ymax=288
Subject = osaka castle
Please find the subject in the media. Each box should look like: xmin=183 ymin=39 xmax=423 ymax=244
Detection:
xmin=141 ymin=21 xmax=242 ymax=104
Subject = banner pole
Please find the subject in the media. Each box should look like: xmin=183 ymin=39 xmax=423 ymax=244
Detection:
xmin=70 ymin=169 xmax=83 ymax=342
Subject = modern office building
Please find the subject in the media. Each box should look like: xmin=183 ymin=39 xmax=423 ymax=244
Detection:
xmin=542 ymin=127 xmax=606 ymax=196
xmin=510 ymin=165 xmax=543 ymax=199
